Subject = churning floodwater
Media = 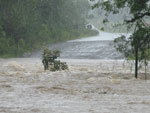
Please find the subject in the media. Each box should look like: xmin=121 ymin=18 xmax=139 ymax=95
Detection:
xmin=1 ymin=28 xmax=150 ymax=113
xmin=30 ymin=30 xmax=131 ymax=59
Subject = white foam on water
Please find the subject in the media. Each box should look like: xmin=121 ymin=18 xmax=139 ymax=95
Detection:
xmin=69 ymin=31 xmax=131 ymax=42
xmin=0 ymin=58 xmax=150 ymax=113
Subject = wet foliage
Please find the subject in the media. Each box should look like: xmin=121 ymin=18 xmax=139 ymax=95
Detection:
xmin=42 ymin=48 xmax=68 ymax=71
xmin=0 ymin=0 xmax=98 ymax=57
xmin=91 ymin=0 xmax=150 ymax=79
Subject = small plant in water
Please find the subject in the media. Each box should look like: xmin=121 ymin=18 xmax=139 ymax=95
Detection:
xmin=42 ymin=48 xmax=68 ymax=71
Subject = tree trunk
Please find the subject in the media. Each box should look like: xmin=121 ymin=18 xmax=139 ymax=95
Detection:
xmin=135 ymin=47 xmax=138 ymax=79
xmin=144 ymin=56 xmax=147 ymax=80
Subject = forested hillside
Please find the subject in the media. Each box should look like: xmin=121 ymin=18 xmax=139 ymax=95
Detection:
xmin=0 ymin=0 xmax=98 ymax=57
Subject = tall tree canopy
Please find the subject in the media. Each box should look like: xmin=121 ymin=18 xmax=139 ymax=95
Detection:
xmin=91 ymin=0 xmax=150 ymax=24
xmin=0 ymin=0 xmax=97 ymax=57
xmin=91 ymin=0 xmax=150 ymax=78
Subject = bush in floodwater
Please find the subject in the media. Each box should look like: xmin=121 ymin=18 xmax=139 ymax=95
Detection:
xmin=42 ymin=48 xmax=68 ymax=71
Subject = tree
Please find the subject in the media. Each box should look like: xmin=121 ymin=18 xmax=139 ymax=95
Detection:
xmin=42 ymin=48 xmax=68 ymax=71
xmin=91 ymin=0 xmax=150 ymax=79
xmin=0 ymin=0 xmax=97 ymax=57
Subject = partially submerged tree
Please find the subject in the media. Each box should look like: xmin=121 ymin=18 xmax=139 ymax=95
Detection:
xmin=91 ymin=0 xmax=150 ymax=79
xmin=42 ymin=48 xmax=68 ymax=71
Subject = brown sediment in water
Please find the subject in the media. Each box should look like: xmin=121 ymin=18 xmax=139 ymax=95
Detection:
xmin=0 ymin=58 xmax=150 ymax=113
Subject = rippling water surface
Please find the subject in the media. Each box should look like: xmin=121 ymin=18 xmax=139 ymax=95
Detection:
xmin=31 ymin=30 xmax=131 ymax=59
xmin=1 ymin=29 xmax=150 ymax=113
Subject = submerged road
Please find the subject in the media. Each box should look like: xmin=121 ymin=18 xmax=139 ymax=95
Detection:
xmin=31 ymin=30 xmax=131 ymax=59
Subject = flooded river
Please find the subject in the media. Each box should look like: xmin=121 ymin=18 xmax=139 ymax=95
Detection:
xmin=1 ymin=30 xmax=150 ymax=113
xmin=30 ymin=30 xmax=131 ymax=59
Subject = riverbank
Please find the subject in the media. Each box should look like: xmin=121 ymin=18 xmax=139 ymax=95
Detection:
xmin=0 ymin=29 xmax=98 ymax=58
xmin=0 ymin=58 xmax=150 ymax=113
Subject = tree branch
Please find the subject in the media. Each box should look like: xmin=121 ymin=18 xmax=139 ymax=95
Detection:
xmin=126 ymin=12 xmax=150 ymax=23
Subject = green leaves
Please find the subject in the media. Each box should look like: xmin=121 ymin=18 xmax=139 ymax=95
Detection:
xmin=114 ymin=35 xmax=133 ymax=59
xmin=42 ymin=48 xmax=68 ymax=71
xmin=0 ymin=0 xmax=95 ymax=57
xmin=91 ymin=0 xmax=150 ymax=78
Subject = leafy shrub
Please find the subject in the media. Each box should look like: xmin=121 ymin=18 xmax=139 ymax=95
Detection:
xmin=42 ymin=48 xmax=68 ymax=71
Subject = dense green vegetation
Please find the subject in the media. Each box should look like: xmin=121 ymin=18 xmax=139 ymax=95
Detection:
xmin=0 ymin=0 xmax=98 ymax=57
xmin=91 ymin=0 xmax=150 ymax=79
xmin=42 ymin=48 xmax=68 ymax=71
